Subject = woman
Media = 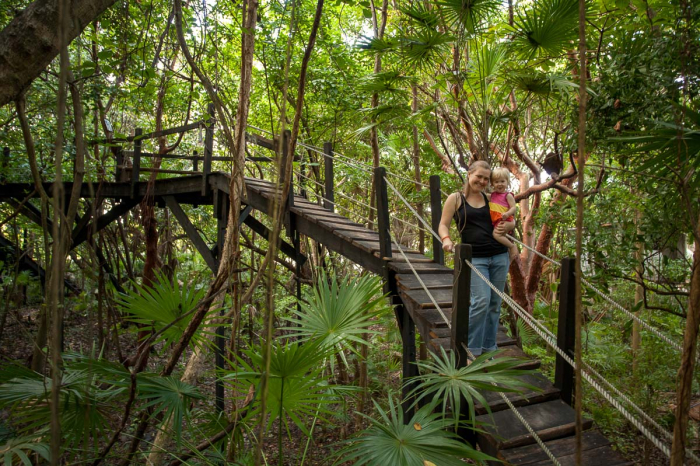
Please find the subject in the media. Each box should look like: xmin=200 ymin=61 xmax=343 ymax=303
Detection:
xmin=438 ymin=160 xmax=510 ymax=359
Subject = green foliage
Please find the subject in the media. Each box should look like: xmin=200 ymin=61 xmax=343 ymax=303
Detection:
xmin=284 ymin=272 xmax=389 ymax=357
xmin=337 ymin=396 xmax=494 ymax=465
xmin=410 ymin=349 xmax=536 ymax=428
xmin=0 ymin=435 xmax=50 ymax=466
xmin=225 ymin=340 xmax=335 ymax=435
xmin=438 ymin=0 xmax=501 ymax=34
xmin=116 ymin=272 xmax=213 ymax=349
xmin=510 ymin=0 xmax=579 ymax=59
xmin=137 ymin=374 xmax=205 ymax=442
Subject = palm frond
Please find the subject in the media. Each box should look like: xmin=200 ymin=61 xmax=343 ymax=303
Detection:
xmin=438 ymin=0 xmax=501 ymax=34
xmin=137 ymin=374 xmax=205 ymax=441
xmin=508 ymin=71 xmax=580 ymax=97
xmin=510 ymin=0 xmax=579 ymax=59
xmin=116 ymin=272 xmax=214 ymax=349
xmin=399 ymin=4 xmax=440 ymax=29
xmin=397 ymin=29 xmax=454 ymax=71
xmin=336 ymin=396 xmax=495 ymax=465
xmin=357 ymin=71 xmax=414 ymax=94
xmin=409 ymin=349 xmax=537 ymax=429
xmin=0 ymin=435 xmax=50 ymax=466
xmin=283 ymin=272 xmax=389 ymax=352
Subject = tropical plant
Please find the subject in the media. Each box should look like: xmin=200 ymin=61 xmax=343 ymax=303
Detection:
xmin=116 ymin=272 xmax=215 ymax=349
xmin=0 ymin=434 xmax=50 ymax=466
xmin=225 ymin=340 xmax=338 ymax=465
xmin=284 ymin=272 xmax=389 ymax=368
xmin=409 ymin=349 xmax=536 ymax=428
xmin=337 ymin=396 xmax=494 ymax=466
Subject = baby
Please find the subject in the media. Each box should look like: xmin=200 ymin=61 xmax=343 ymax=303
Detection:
xmin=489 ymin=167 xmax=518 ymax=260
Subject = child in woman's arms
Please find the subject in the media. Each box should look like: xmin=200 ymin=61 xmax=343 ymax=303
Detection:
xmin=488 ymin=167 xmax=519 ymax=260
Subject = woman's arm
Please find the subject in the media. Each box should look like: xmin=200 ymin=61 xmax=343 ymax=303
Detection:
xmin=439 ymin=193 xmax=459 ymax=252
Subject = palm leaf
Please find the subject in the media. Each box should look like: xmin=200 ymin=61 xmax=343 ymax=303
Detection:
xmin=137 ymin=374 xmax=205 ymax=441
xmin=397 ymin=29 xmax=454 ymax=71
xmin=336 ymin=396 xmax=495 ymax=465
xmin=116 ymin=272 xmax=214 ymax=349
xmin=510 ymin=0 xmax=579 ymax=59
xmin=283 ymin=272 xmax=389 ymax=352
xmin=409 ymin=349 xmax=537 ymax=429
xmin=0 ymin=435 xmax=51 ymax=466
xmin=437 ymin=0 xmax=501 ymax=34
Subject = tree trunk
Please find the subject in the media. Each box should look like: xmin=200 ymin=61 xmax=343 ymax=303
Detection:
xmin=0 ymin=0 xmax=117 ymax=107
xmin=670 ymin=221 xmax=700 ymax=465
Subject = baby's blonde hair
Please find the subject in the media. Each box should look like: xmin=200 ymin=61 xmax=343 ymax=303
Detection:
xmin=491 ymin=167 xmax=510 ymax=184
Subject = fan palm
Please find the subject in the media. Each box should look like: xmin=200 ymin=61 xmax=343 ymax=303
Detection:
xmin=510 ymin=0 xmax=579 ymax=59
xmin=337 ymin=396 xmax=494 ymax=465
xmin=409 ymin=349 xmax=537 ymax=429
xmin=283 ymin=272 xmax=389 ymax=360
xmin=116 ymin=272 xmax=215 ymax=349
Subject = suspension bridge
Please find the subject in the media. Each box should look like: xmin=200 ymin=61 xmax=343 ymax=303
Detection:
xmin=0 ymin=108 xmax=692 ymax=465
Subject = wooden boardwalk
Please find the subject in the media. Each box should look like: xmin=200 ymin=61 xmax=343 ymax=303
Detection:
xmin=0 ymin=172 xmax=632 ymax=465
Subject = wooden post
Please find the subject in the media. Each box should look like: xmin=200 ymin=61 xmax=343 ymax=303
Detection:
xmin=323 ymin=142 xmax=334 ymax=212
xmin=1 ymin=147 xmax=9 ymax=183
xmin=374 ymin=167 xmax=391 ymax=262
xmin=451 ymin=244 xmax=472 ymax=365
xmin=555 ymin=257 xmax=576 ymax=406
xmin=400 ymin=296 xmax=418 ymax=419
xmin=430 ymin=175 xmax=444 ymax=265
xmin=201 ymin=103 xmax=215 ymax=196
xmin=452 ymin=243 xmax=475 ymax=443
xmin=213 ymin=188 xmax=228 ymax=413
xmin=130 ymin=128 xmax=142 ymax=199
xmin=115 ymin=148 xmax=124 ymax=182
xmin=193 ymin=150 xmax=199 ymax=172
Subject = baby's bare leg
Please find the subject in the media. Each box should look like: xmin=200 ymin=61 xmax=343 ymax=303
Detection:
xmin=494 ymin=220 xmax=518 ymax=258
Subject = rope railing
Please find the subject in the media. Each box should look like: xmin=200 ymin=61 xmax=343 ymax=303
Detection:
xmin=379 ymin=180 xmax=690 ymax=463
xmin=462 ymin=257 xmax=697 ymax=462
xmin=387 ymin=230 xmax=563 ymax=465
xmin=506 ymin=234 xmax=687 ymax=357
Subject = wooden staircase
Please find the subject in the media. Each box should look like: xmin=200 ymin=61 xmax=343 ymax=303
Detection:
xmin=0 ymin=172 xmax=633 ymax=465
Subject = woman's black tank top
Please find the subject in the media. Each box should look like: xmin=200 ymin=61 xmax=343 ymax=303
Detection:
xmin=454 ymin=192 xmax=508 ymax=258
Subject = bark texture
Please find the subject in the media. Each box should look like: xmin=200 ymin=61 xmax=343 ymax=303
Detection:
xmin=0 ymin=0 xmax=117 ymax=107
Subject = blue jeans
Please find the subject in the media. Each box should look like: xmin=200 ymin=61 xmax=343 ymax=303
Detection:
xmin=468 ymin=252 xmax=510 ymax=356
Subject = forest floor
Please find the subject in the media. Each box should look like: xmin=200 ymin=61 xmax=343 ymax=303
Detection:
xmin=0 ymin=303 xmax=686 ymax=465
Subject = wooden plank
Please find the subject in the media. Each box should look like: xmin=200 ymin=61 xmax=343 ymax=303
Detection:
xmin=474 ymin=373 xmax=561 ymax=416
xmin=476 ymin=399 xmax=593 ymax=452
xmin=396 ymin=273 xmax=454 ymax=290
xmin=427 ymin=340 xmax=539 ymax=370
xmin=427 ymin=327 xmax=516 ymax=348
xmin=389 ymin=261 xmax=453 ymax=274
xmin=500 ymin=430 xmax=632 ymax=466
xmin=165 ymin=195 xmax=218 ymax=273
xmin=400 ymin=287 xmax=454 ymax=309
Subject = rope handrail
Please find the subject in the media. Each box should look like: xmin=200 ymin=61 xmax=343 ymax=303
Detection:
xmin=462 ymin=257 xmax=692 ymax=462
xmin=506 ymin=234 xmax=687 ymax=357
xmin=388 ymin=229 xmax=562 ymax=466
xmin=293 ymin=170 xmax=380 ymax=214
xmin=385 ymin=176 xmax=442 ymax=241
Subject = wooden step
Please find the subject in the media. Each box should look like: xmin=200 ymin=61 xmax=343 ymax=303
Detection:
xmin=475 ymin=373 xmax=561 ymax=416
xmin=476 ymin=399 xmax=593 ymax=453
xmin=389 ymin=261 xmax=453 ymax=274
xmin=426 ymin=342 xmax=540 ymax=371
xmin=400 ymin=287 xmax=453 ymax=309
xmin=396 ymin=273 xmax=454 ymax=290
xmin=499 ymin=430 xmax=633 ymax=466
xmin=427 ymin=327 xmax=517 ymax=348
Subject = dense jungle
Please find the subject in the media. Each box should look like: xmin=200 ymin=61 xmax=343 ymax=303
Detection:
xmin=0 ymin=0 xmax=698 ymax=464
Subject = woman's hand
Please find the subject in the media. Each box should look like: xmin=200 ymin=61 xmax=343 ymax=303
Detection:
xmin=442 ymin=238 xmax=454 ymax=253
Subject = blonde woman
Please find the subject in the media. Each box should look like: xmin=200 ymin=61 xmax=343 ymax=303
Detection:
xmin=438 ymin=161 xmax=509 ymax=359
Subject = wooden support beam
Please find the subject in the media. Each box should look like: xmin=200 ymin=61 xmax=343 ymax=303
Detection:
xmin=238 ymin=205 xmax=252 ymax=226
xmin=451 ymin=243 xmax=471 ymax=365
xmin=90 ymin=120 xmax=203 ymax=144
xmin=242 ymin=214 xmax=307 ymax=267
xmin=201 ymin=103 xmax=215 ymax=196
xmin=71 ymin=198 xmax=139 ymax=250
xmin=131 ymin=128 xmax=142 ymax=199
xmin=1 ymin=147 xmax=9 ymax=183
xmin=115 ymin=148 xmax=124 ymax=182
xmin=5 ymin=198 xmax=51 ymax=232
xmin=375 ymin=167 xmax=391 ymax=263
xmin=430 ymin=175 xmax=444 ymax=265
xmin=555 ymin=257 xmax=576 ymax=406
xmin=165 ymin=195 xmax=218 ymax=273
xmin=323 ymin=142 xmax=334 ymax=212
xmin=452 ymin=243 xmax=475 ymax=444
